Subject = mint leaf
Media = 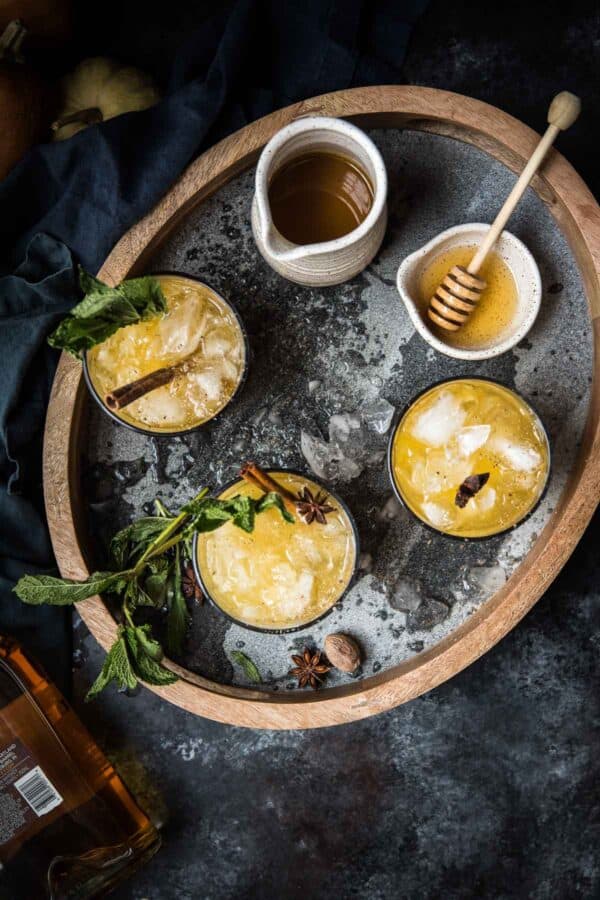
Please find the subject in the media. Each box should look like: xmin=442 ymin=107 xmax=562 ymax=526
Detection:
xmin=185 ymin=492 xmax=293 ymax=536
xmin=256 ymin=491 xmax=295 ymax=523
xmin=48 ymin=269 xmax=167 ymax=357
xmin=85 ymin=629 xmax=138 ymax=701
xmin=143 ymin=558 xmax=171 ymax=607
xmin=130 ymin=624 xmax=164 ymax=662
xmin=166 ymin=547 xmax=189 ymax=657
xmin=14 ymin=571 xmax=128 ymax=606
xmin=230 ymin=651 xmax=262 ymax=684
xmin=124 ymin=626 xmax=177 ymax=687
xmin=185 ymin=497 xmax=235 ymax=533
xmin=110 ymin=517 xmax=174 ymax=568
xmin=79 ymin=267 xmax=111 ymax=296
xmin=223 ymin=495 xmax=255 ymax=532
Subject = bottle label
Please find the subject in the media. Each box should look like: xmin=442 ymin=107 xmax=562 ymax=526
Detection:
xmin=0 ymin=739 xmax=63 ymax=846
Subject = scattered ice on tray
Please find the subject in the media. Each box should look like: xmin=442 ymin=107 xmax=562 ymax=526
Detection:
xmin=407 ymin=597 xmax=449 ymax=631
xmin=377 ymin=494 xmax=403 ymax=521
xmin=328 ymin=413 xmax=362 ymax=445
xmin=465 ymin=565 xmax=507 ymax=597
xmin=389 ymin=576 xmax=422 ymax=612
xmin=301 ymin=398 xmax=395 ymax=483
xmin=360 ymin=398 xmax=396 ymax=435
xmin=358 ymin=552 xmax=373 ymax=573
xmin=456 ymin=424 xmax=491 ymax=457
xmin=411 ymin=390 xmax=467 ymax=446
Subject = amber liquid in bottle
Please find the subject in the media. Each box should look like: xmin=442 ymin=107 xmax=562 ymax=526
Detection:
xmin=0 ymin=636 xmax=160 ymax=899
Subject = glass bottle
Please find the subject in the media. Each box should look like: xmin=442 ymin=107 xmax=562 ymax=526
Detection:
xmin=0 ymin=635 xmax=160 ymax=898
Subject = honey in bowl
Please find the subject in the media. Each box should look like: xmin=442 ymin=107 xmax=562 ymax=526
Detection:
xmin=390 ymin=379 xmax=550 ymax=538
xmin=86 ymin=274 xmax=246 ymax=433
xmin=195 ymin=472 xmax=357 ymax=631
xmin=419 ymin=245 xmax=518 ymax=350
xmin=268 ymin=152 xmax=374 ymax=245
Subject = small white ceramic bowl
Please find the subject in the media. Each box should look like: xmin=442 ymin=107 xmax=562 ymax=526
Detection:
xmin=396 ymin=223 xmax=542 ymax=361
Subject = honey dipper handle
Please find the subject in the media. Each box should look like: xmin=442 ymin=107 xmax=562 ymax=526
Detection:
xmin=467 ymin=91 xmax=581 ymax=275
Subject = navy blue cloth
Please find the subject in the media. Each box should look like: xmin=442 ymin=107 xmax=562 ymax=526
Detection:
xmin=0 ymin=0 xmax=426 ymax=687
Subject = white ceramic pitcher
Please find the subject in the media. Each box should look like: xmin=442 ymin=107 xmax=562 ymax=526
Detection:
xmin=251 ymin=116 xmax=387 ymax=287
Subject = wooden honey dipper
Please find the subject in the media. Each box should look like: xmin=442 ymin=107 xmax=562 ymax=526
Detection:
xmin=427 ymin=91 xmax=581 ymax=332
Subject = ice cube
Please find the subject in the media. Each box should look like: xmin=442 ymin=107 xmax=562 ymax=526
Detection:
xmin=301 ymin=430 xmax=338 ymax=480
xmin=456 ymin=425 xmax=491 ymax=457
xmin=336 ymin=456 xmax=363 ymax=481
xmin=286 ymin=533 xmax=323 ymax=568
xmin=132 ymin=387 xmax=188 ymax=426
xmin=359 ymin=552 xmax=373 ymax=573
xmin=261 ymin=568 xmax=314 ymax=616
xmin=492 ymin=438 xmax=541 ymax=472
xmin=158 ymin=297 xmax=204 ymax=357
xmin=360 ymin=398 xmax=395 ymax=435
xmin=203 ymin=327 xmax=235 ymax=358
xmin=421 ymin=501 xmax=455 ymax=530
xmin=220 ymin=358 xmax=240 ymax=382
xmin=424 ymin=450 xmax=471 ymax=496
xmin=475 ymin=485 xmax=496 ymax=512
xmin=389 ymin=576 xmax=422 ymax=612
xmin=411 ymin=390 xmax=467 ymax=446
xmin=190 ymin=369 xmax=223 ymax=404
xmin=377 ymin=494 xmax=403 ymax=521
xmin=466 ymin=565 xmax=506 ymax=597
xmin=328 ymin=413 xmax=362 ymax=444
xmin=407 ymin=598 xmax=449 ymax=631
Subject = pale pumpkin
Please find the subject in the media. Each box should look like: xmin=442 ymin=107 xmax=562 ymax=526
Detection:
xmin=52 ymin=57 xmax=160 ymax=141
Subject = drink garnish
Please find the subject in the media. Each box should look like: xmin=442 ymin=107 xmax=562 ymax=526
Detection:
xmin=240 ymin=462 xmax=335 ymax=524
xmin=295 ymin=487 xmax=335 ymax=525
xmin=455 ymin=473 xmax=490 ymax=508
xmin=48 ymin=267 xmax=167 ymax=357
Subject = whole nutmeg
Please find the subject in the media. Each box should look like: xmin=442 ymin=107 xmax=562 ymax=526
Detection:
xmin=324 ymin=633 xmax=361 ymax=673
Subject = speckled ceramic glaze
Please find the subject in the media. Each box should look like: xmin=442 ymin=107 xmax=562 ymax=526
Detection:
xmin=251 ymin=116 xmax=387 ymax=286
xmin=397 ymin=223 xmax=542 ymax=360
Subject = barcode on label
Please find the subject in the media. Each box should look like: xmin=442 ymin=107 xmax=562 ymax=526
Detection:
xmin=14 ymin=766 xmax=63 ymax=816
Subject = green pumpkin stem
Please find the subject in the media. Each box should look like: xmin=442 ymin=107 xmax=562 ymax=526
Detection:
xmin=51 ymin=107 xmax=104 ymax=132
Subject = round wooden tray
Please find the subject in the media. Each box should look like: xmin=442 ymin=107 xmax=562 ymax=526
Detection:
xmin=44 ymin=86 xmax=600 ymax=729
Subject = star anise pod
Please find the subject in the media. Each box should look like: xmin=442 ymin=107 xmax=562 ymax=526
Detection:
xmin=295 ymin=487 xmax=335 ymax=525
xmin=289 ymin=648 xmax=331 ymax=690
xmin=182 ymin=563 xmax=203 ymax=603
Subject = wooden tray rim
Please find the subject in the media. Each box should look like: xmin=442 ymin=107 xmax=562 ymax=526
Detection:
xmin=44 ymin=86 xmax=600 ymax=729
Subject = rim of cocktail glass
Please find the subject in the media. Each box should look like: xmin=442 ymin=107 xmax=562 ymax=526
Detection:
xmin=386 ymin=376 xmax=552 ymax=542
xmin=83 ymin=271 xmax=250 ymax=438
xmin=192 ymin=467 xmax=360 ymax=634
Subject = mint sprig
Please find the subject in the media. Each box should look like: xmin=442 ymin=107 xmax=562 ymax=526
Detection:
xmin=48 ymin=266 xmax=167 ymax=358
xmin=14 ymin=487 xmax=294 ymax=699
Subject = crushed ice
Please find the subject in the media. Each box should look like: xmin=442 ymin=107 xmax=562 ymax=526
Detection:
xmin=301 ymin=398 xmax=395 ymax=483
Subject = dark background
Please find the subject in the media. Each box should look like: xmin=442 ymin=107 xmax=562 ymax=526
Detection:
xmin=61 ymin=1 xmax=600 ymax=897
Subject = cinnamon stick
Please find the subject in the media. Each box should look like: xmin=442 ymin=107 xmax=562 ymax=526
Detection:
xmin=240 ymin=462 xmax=298 ymax=517
xmin=105 ymin=361 xmax=186 ymax=411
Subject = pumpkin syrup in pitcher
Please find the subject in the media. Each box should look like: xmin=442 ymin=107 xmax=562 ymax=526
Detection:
xmin=268 ymin=152 xmax=374 ymax=245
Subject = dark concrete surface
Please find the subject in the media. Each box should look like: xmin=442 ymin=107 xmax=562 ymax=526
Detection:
xmin=70 ymin=2 xmax=600 ymax=898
